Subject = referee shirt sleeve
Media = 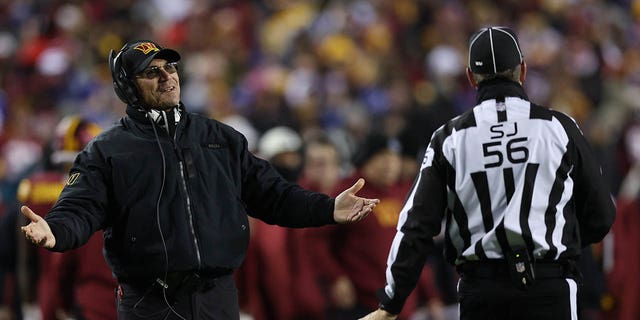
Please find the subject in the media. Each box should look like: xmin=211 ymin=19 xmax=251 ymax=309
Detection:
xmin=377 ymin=143 xmax=447 ymax=314
xmin=554 ymin=111 xmax=616 ymax=246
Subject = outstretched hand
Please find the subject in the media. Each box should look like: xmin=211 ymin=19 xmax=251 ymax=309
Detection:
xmin=359 ymin=309 xmax=398 ymax=320
xmin=333 ymin=178 xmax=380 ymax=224
xmin=20 ymin=205 xmax=56 ymax=249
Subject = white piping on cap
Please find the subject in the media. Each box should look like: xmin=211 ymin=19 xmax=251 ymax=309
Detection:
xmin=488 ymin=27 xmax=497 ymax=74
xmin=468 ymin=28 xmax=487 ymax=69
xmin=494 ymin=26 xmax=523 ymax=62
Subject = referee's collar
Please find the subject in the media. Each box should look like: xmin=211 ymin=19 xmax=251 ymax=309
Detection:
xmin=476 ymin=77 xmax=528 ymax=104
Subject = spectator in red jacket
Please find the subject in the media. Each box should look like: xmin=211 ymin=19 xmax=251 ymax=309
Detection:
xmin=238 ymin=126 xmax=309 ymax=320
xmin=608 ymin=163 xmax=640 ymax=320
xmin=294 ymin=134 xmax=346 ymax=319
xmin=16 ymin=115 xmax=116 ymax=320
xmin=304 ymin=132 xmax=444 ymax=320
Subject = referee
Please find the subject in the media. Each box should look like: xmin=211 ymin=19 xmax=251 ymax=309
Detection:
xmin=360 ymin=26 xmax=616 ymax=320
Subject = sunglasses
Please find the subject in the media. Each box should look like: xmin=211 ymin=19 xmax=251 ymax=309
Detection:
xmin=136 ymin=62 xmax=179 ymax=79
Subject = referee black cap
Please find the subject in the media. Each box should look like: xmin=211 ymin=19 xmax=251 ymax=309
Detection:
xmin=468 ymin=26 xmax=523 ymax=74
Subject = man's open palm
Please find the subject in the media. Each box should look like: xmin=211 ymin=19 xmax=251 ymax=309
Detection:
xmin=21 ymin=205 xmax=56 ymax=249
xmin=333 ymin=178 xmax=380 ymax=224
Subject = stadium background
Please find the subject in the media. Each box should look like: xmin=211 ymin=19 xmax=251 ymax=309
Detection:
xmin=0 ymin=0 xmax=639 ymax=319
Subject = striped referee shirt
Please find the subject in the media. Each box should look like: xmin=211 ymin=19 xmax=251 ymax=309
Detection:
xmin=378 ymin=78 xmax=616 ymax=314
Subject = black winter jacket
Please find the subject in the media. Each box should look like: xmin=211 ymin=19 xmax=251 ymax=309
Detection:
xmin=45 ymin=105 xmax=335 ymax=280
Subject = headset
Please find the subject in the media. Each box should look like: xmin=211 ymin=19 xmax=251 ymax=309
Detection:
xmin=109 ymin=44 xmax=140 ymax=107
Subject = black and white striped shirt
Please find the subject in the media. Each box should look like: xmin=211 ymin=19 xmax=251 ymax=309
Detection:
xmin=378 ymin=79 xmax=616 ymax=314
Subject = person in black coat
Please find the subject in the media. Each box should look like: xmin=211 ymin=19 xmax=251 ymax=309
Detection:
xmin=20 ymin=40 xmax=379 ymax=320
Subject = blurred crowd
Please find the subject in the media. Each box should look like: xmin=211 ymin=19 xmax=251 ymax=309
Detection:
xmin=1 ymin=0 xmax=640 ymax=319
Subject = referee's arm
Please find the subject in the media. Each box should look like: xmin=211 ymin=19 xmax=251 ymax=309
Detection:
xmin=556 ymin=111 xmax=616 ymax=246
xmin=376 ymin=145 xmax=447 ymax=314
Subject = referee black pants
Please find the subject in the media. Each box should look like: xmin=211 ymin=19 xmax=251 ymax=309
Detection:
xmin=458 ymin=277 xmax=579 ymax=320
xmin=116 ymin=274 xmax=239 ymax=320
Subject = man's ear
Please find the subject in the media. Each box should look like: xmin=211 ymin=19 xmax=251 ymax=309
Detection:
xmin=519 ymin=61 xmax=527 ymax=85
xmin=466 ymin=67 xmax=478 ymax=89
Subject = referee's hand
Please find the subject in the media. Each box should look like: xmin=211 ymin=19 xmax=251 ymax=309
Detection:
xmin=359 ymin=309 xmax=398 ymax=320
xmin=20 ymin=205 xmax=56 ymax=249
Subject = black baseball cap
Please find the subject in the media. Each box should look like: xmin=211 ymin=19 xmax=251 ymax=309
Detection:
xmin=468 ymin=26 xmax=523 ymax=74
xmin=120 ymin=40 xmax=180 ymax=77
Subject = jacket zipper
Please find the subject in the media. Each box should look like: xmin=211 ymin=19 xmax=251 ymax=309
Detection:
xmin=162 ymin=110 xmax=202 ymax=269
xmin=178 ymin=160 xmax=202 ymax=268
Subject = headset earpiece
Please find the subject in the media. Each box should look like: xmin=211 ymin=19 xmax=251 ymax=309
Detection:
xmin=109 ymin=46 xmax=139 ymax=107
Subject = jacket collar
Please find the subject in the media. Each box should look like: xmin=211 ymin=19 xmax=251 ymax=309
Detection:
xmin=476 ymin=78 xmax=528 ymax=104
xmin=125 ymin=103 xmax=185 ymax=125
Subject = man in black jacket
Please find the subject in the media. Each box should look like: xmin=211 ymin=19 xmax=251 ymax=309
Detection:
xmin=20 ymin=40 xmax=380 ymax=320
xmin=360 ymin=26 xmax=616 ymax=320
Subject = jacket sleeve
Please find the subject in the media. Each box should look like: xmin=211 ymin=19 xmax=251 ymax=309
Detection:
xmin=237 ymin=135 xmax=335 ymax=228
xmin=555 ymin=112 xmax=616 ymax=246
xmin=377 ymin=143 xmax=447 ymax=315
xmin=45 ymin=141 xmax=110 ymax=252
